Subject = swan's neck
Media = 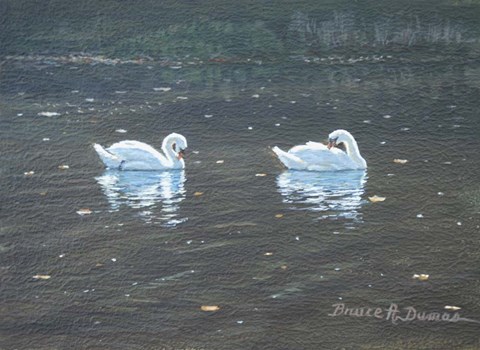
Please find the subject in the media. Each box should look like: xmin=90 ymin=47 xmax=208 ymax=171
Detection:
xmin=343 ymin=134 xmax=367 ymax=169
xmin=161 ymin=135 xmax=183 ymax=166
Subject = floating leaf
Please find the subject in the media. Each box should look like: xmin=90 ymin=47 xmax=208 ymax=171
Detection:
xmin=394 ymin=159 xmax=408 ymax=164
xmin=280 ymin=265 xmax=288 ymax=270
xmin=369 ymin=195 xmax=386 ymax=203
xmin=38 ymin=112 xmax=61 ymax=117
xmin=255 ymin=173 xmax=267 ymax=177
xmin=216 ymin=160 xmax=224 ymax=164
xmin=275 ymin=214 xmax=284 ymax=218
xmin=153 ymin=87 xmax=171 ymax=92
xmin=115 ymin=129 xmax=127 ymax=133
xmin=24 ymin=171 xmax=35 ymax=176
xmin=444 ymin=305 xmax=461 ymax=311
xmin=264 ymin=252 xmax=273 ymax=256
xmin=201 ymin=305 xmax=220 ymax=312
xmin=412 ymin=274 xmax=429 ymax=281
xmin=194 ymin=192 xmax=204 ymax=197
xmin=58 ymin=165 xmax=69 ymax=170
xmin=33 ymin=274 xmax=51 ymax=280
xmin=76 ymin=208 xmax=92 ymax=215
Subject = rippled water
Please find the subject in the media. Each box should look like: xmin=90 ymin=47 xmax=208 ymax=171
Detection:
xmin=2 ymin=10 xmax=480 ymax=350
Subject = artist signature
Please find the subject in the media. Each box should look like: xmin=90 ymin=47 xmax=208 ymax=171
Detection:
xmin=328 ymin=303 xmax=480 ymax=325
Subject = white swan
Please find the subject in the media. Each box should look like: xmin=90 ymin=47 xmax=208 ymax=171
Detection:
xmin=94 ymin=133 xmax=187 ymax=170
xmin=272 ymin=129 xmax=366 ymax=171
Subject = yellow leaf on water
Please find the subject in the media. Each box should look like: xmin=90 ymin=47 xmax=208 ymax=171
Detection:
xmin=33 ymin=274 xmax=51 ymax=280
xmin=275 ymin=214 xmax=284 ymax=218
xmin=255 ymin=173 xmax=267 ymax=177
xmin=76 ymin=208 xmax=92 ymax=215
xmin=194 ymin=192 xmax=204 ymax=197
xmin=412 ymin=273 xmax=429 ymax=281
xmin=394 ymin=159 xmax=408 ymax=164
xmin=24 ymin=171 xmax=35 ymax=176
xmin=216 ymin=160 xmax=224 ymax=164
xmin=369 ymin=195 xmax=386 ymax=203
xmin=201 ymin=305 xmax=220 ymax=312
xmin=280 ymin=265 xmax=288 ymax=270
xmin=444 ymin=305 xmax=461 ymax=311
xmin=264 ymin=252 xmax=273 ymax=256
xmin=58 ymin=165 xmax=70 ymax=170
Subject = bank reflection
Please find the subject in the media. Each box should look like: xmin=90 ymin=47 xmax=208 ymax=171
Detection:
xmin=96 ymin=170 xmax=187 ymax=227
xmin=276 ymin=170 xmax=367 ymax=221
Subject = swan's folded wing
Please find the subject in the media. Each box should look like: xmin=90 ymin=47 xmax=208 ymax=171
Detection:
xmin=305 ymin=141 xmax=328 ymax=149
xmin=107 ymin=141 xmax=164 ymax=163
xmin=289 ymin=145 xmax=352 ymax=168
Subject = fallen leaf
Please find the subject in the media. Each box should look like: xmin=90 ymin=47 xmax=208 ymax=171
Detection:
xmin=280 ymin=265 xmax=288 ymax=270
xmin=24 ymin=171 xmax=35 ymax=176
xmin=264 ymin=252 xmax=273 ymax=256
xmin=394 ymin=159 xmax=408 ymax=164
xmin=194 ymin=192 xmax=204 ymax=197
xmin=444 ymin=305 xmax=461 ymax=311
xmin=275 ymin=214 xmax=284 ymax=218
xmin=76 ymin=208 xmax=92 ymax=215
xmin=153 ymin=87 xmax=171 ymax=92
xmin=58 ymin=165 xmax=69 ymax=170
xmin=38 ymin=112 xmax=61 ymax=117
xmin=39 ymin=192 xmax=47 ymax=196
xmin=216 ymin=160 xmax=224 ymax=164
xmin=412 ymin=274 xmax=429 ymax=281
xmin=369 ymin=195 xmax=386 ymax=203
xmin=95 ymin=263 xmax=104 ymax=267
xmin=255 ymin=173 xmax=267 ymax=177
xmin=201 ymin=305 xmax=220 ymax=312
xmin=33 ymin=274 xmax=51 ymax=280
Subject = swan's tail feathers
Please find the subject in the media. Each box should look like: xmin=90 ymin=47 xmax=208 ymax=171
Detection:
xmin=93 ymin=144 xmax=122 ymax=169
xmin=272 ymin=146 xmax=306 ymax=170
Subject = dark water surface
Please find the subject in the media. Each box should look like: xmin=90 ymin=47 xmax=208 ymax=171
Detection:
xmin=2 ymin=6 xmax=480 ymax=350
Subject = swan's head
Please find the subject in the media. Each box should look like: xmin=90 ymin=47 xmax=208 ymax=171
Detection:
xmin=169 ymin=133 xmax=188 ymax=160
xmin=327 ymin=129 xmax=352 ymax=150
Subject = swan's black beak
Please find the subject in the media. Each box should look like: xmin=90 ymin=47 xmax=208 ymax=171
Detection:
xmin=177 ymin=149 xmax=186 ymax=160
xmin=327 ymin=138 xmax=337 ymax=150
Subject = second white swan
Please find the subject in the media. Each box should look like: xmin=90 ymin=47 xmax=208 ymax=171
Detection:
xmin=94 ymin=133 xmax=187 ymax=171
xmin=272 ymin=129 xmax=366 ymax=171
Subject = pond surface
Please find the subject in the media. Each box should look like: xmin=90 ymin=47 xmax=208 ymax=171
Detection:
xmin=1 ymin=6 xmax=480 ymax=350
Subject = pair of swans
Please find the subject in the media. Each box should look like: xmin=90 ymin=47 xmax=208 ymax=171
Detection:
xmin=94 ymin=129 xmax=366 ymax=171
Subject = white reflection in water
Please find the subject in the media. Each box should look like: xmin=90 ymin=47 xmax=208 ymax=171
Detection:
xmin=276 ymin=170 xmax=367 ymax=221
xmin=96 ymin=170 xmax=187 ymax=226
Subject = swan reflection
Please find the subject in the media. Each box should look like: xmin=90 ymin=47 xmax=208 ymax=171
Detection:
xmin=276 ymin=170 xmax=367 ymax=221
xmin=96 ymin=170 xmax=187 ymax=226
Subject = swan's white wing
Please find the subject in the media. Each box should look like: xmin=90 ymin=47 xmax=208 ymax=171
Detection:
xmin=289 ymin=144 xmax=356 ymax=171
xmin=305 ymin=141 xmax=328 ymax=149
xmin=107 ymin=141 xmax=166 ymax=164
